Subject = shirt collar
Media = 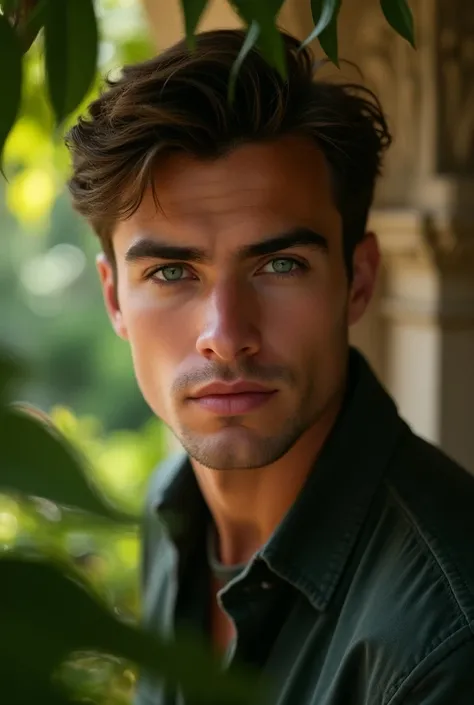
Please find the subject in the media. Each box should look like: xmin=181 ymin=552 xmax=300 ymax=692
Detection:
xmin=151 ymin=348 xmax=406 ymax=611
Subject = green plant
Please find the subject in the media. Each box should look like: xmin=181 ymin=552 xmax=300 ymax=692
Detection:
xmin=49 ymin=405 xmax=169 ymax=517
xmin=0 ymin=349 xmax=262 ymax=704
xmin=0 ymin=0 xmax=415 ymax=160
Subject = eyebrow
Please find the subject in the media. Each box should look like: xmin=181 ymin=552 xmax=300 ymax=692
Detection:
xmin=124 ymin=227 xmax=328 ymax=264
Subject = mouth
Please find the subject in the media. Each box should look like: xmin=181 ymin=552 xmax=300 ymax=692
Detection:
xmin=188 ymin=381 xmax=277 ymax=416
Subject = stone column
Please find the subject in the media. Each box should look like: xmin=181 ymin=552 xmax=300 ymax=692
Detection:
xmin=350 ymin=0 xmax=474 ymax=470
xmin=367 ymin=211 xmax=474 ymax=471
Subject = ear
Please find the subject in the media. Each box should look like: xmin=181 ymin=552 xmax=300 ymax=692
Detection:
xmin=96 ymin=253 xmax=129 ymax=340
xmin=347 ymin=232 xmax=380 ymax=327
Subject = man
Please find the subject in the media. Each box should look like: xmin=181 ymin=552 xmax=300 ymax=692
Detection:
xmin=66 ymin=29 xmax=474 ymax=705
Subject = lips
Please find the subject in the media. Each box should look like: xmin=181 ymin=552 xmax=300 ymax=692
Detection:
xmin=192 ymin=381 xmax=273 ymax=398
xmin=189 ymin=381 xmax=277 ymax=415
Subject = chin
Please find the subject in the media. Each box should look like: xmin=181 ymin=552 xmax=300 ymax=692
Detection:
xmin=179 ymin=424 xmax=299 ymax=471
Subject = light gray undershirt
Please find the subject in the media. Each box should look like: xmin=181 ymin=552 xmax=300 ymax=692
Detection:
xmin=207 ymin=523 xmax=247 ymax=587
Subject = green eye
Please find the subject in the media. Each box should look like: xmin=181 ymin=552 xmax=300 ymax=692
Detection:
xmin=259 ymin=257 xmax=306 ymax=278
xmin=147 ymin=263 xmax=196 ymax=285
xmin=159 ymin=265 xmax=185 ymax=281
xmin=270 ymin=258 xmax=296 ymax=273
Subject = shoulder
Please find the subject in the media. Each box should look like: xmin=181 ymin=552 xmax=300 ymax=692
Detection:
xmin=386 ymin=429 xmax=474 ymax=623
xmin=336 ymin=427 xmax=474 ymax=702
xmin=386 ymin=631 xmax=474 ymax=704
xmin=359 ymin=429 xmax=474 ymax=702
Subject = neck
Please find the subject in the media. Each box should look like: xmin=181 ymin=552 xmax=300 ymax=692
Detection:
xmin=191 ymin=386 xmax=345 ymax=567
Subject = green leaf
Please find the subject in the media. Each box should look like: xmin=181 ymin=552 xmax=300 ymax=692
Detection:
xmin=0 ymin=348 xmax=26 ymax=402
xmin=0 ymin=13 xmax=22 ymax=165
xmin=180 ymin=0 xmax=209 ymax=49
xmin=0 ymin=557 xmax=260 ymax=703
xmin=1 ymin=0 xmax=18 ymax=15
xmin=317 ymin=0 xmax=342 ymax=66
xmin=228 ymin=21 xmax=260 ymax=103
xmin=302 ymin=0 xmax=339 ymax=46
xmin=230 ymin=0 xmax=286 ymax=77
xmin=0 ymin=405 xmax=134 ymax=522
xmin=380 ymin=0 xmax=415 ymax=48
xmin=18 ymin=0 xmax=48 ymax=52
xmin=301 ymin=0 xmax=342 ymax=65
xmin=44 ymin=0 xmax=98 ymax=125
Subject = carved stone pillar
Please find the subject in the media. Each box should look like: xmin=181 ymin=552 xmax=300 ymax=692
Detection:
xmin=345 ymin=0 xmax=474 ymax=469
xmin=364 ymin=211 xmax=474 ymax=471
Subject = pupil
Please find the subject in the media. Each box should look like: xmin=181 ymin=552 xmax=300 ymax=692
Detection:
xmin=164 ymin=266 xmax=182 ymax=280
xmin=273 ymin=259 xmax=292 ymax=273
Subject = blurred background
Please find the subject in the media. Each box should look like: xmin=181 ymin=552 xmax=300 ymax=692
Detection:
xmin=1 ymin=0 xmax=155 ymax=432
xmin=1 ymin=0 xmax=473 ymax=701
xmin=0 ymin=2 xmax=168 ymax=701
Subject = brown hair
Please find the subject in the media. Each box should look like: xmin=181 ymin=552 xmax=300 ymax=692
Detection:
xmin=65 ymin=29 xmax=391 ymax=275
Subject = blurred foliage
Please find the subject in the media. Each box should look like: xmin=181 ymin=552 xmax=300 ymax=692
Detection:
xmin=0 ymin=15 xmax=166 ymax=693
xmin=51 ymin=405 xmax=171 ymax=517
xmin=1 ymin=0 xmax=154 ymax=432
xmin=0 ymin=399 xmax=156 ymax=701
xmin=0 ymin=404 xmax=141 ymax=522
xmin=0 ymin=358 xmax=258 ymax=705
xmin=0 ymin=10 xmax=202 ymax=703
xmin=0 ymin=554 xmax=259 ymax=705
xmin=0 ymin=345 xmax=172 ymax=701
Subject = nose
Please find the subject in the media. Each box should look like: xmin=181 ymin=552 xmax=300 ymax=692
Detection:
xmin=195 ymin=278 xmax=261 ymax=363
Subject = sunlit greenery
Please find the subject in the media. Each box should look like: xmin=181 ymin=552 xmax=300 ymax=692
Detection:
xmin=0 ymin=403 xmax=164 ymax=702
xmin=51 ymin=405 xmax=172 ymax=516
xmin=0 ymin=4 xmax=160 ymax=702
xmin=1 ymin=0 xmax=155 ymax=431
xmin=3 ymin=0 xmax=154 ymax=221
xmin=0 ymin=399 xmax=177 ymax=703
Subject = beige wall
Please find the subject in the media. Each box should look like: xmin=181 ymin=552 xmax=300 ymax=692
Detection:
xmin=141 ymin=0 xmax=240 ymax=49
xmin=140 ymin=0 xmax=312 ymax=49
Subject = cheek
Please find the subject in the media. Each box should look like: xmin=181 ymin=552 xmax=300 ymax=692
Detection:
xmin=258 ymin=276 xmax=346 ymax=353
xmin=121 ymin=284 xmax=192 ymax=350
xmin=119 ymin=289 xmax=195 ymax=410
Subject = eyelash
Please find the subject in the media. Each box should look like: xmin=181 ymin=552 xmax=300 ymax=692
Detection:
xmin=144 ymin=257 xmax=308 ymax=286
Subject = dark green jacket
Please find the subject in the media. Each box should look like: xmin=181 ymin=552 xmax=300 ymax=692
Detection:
xmin=136 ymin=350 xmax=474 ymax=704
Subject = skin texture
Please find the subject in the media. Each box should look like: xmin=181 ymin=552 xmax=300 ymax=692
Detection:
xmin=98 ymin=134 xmax=380 ymax=570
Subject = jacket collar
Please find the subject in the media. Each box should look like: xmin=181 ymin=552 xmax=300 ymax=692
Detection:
xmin=260 ymin=349 xmax=406 ymax=610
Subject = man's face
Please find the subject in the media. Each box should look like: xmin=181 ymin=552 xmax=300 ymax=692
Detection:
xmin=98 ymin=135 xmax=379 ymax=470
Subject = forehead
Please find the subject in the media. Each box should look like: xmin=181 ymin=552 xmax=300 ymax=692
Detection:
xmin=114 ymin=134 xmax=340 ymax=253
